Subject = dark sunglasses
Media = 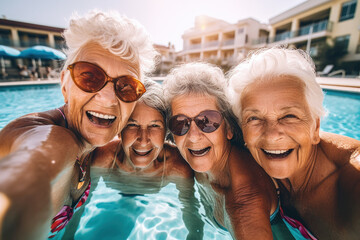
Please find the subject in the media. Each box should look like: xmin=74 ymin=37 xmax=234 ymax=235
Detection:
xmin=67 ymin=61 xmax=146 ymax=103
xmin=169 ymin=110 xmax=223 ymax=136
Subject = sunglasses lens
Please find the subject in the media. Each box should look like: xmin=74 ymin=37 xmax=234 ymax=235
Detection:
xmin=195 ymin=110 xmax=223 ymax=133
xmin=72 ymin=62 xmax=106 ymax=92
xmin=169 ymin=115 xmax=191 ymax=136
xmin=115 ymin=76 xmax=146 ymax=103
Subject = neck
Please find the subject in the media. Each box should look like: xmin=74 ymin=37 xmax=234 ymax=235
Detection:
xmin=204 ymin=143 xmax=232 ymax=188
xmin=280 ymin=145 xmax=320 ymax=193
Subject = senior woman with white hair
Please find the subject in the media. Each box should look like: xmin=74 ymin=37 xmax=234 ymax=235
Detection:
xmin=0 ymin=10 xmax=157 ymax=240
xmin=163 ymin=62 xmax=317 ymax=240
xmin=228 ymin=47 xmax=360 ymax=239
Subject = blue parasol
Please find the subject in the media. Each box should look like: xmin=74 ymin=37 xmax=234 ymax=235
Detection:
xmin=0 ymin=45 xmax=21 ymax=79
xmin=0 ymin=45 xmax=21 ymax=58
xmin=19 ymin=45 xmax=66 ymax=60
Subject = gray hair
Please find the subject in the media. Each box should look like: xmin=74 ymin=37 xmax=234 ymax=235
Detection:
xmin=163 ymin=62 xmax=243 ymax=144
xmin=62 ymin=10 xmax=158 ymax=81
xmin=139 ymin=78 xmax=167 ymax=132
xmin=227 ymin=47 xmax=326 ymax=122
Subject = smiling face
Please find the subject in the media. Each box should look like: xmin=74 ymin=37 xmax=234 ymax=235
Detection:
xmin=121 ymin=102 xmax=165 ymax=168
xmin=240 ymin=76 xmax=320 ymax=179
xmin=171 ymin=94 xmax=233 ymax=173
xmin=61 ymin=45 xmax=138 ymax=147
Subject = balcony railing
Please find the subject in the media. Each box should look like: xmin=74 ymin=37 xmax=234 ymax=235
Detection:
xmin=252 ymin=21 xmax=333 ymax=46
xmin=297 ymin=20 xmax=330 ymax=37
xmin=223 ymin=39 xmax=234 ymax=46
xmin=0 ymin=38 xmax=15 ymax=46
xmin=188 ymin=43 xmax=201 ymax=50
xmin=204 ymin=40 xmax=219 ymax=48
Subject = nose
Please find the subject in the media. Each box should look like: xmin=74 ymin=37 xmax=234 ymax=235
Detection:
xmin=186 ymin=120 xmax=203 ymax=142
xmin=95 ymin=82 xmax=118 ymax=107
xmin=263 ymin=121 xmax=284 ymax=142
xmin=137 ymin=127 xmax=150 ymax=146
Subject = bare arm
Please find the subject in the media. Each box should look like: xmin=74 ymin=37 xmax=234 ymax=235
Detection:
xmin=0 ymin=116 xmax=83 ymax=240
xmin=225 ymin=146 xmax=276 ymax=240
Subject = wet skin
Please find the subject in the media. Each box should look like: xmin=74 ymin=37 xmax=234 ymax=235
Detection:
xmin=121 ymin=102 xmax=165 ymax=170
xmin=240 ymin=77 xmax=320 ymax=183
xmin=61 ymin=46 xmax=138 ymax=147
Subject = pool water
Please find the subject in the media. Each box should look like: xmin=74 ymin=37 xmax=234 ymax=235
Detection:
xmin=0 ymin=85 xmax=359 ymax=239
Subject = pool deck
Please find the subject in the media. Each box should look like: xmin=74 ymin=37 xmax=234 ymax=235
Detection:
xmin=0 ymin=76 xmax=360 ymax=94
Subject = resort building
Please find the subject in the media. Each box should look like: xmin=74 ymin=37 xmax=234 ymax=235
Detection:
xmin=0 ymin=18 xmax=177 ymax=80
xmin=153 ymin=43 xmax=176 ymax=76
xmin=179 ymin=15 xmax=269 ymax=68
xmin=0 ymin=18 xmax=65 ymax=50
xmin=0 ymin=18 xmax=66 ymax=80
xmin=253 ymin=0 xmax=360 ymax=75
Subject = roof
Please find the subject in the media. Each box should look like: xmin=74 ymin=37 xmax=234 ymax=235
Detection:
xmin=0 ymin=18 xmax=65 ymax=33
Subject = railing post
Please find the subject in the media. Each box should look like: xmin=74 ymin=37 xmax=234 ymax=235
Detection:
xmin=306 ymin=24 xmax=313 ymax=54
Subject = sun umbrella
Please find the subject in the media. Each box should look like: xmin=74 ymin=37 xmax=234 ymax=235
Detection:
xmin=0 ymin=45 xmax=21 ymax=79
xmin=19 ymin=45 xmax=66 ymax=60
xmin=0 ymin=45 xmax=21 ymax=58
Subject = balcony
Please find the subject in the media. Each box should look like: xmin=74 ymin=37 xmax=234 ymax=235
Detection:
xmin=297 ymin=20 xmax=330 ymax=37
xmin=0 ymin=38 xmax=15 ymax=46
xmin=204 ymin=40 xmax=219 ymax=48
xmin=251 ymin=21 xmax=333 ymax=47
xmin=223 ymin=39 xmax=235 ymax=46
xmin=188 ymin=43 xmax=201 ymax=50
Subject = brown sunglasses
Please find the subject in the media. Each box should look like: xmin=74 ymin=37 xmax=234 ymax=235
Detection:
xmin=67 ymin=61 xmax=146 ymax=103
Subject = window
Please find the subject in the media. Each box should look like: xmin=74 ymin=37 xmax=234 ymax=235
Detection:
xmin=339 ymin=0 xmax=357 ymax=21
xmin=335 ymin=35 xmax=350 ymax=50
xmin=237 ymin=28 xmax=244 ymax=34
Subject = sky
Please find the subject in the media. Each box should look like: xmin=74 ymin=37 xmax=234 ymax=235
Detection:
xmin=1 ymin=0 xmax=306 ymax=51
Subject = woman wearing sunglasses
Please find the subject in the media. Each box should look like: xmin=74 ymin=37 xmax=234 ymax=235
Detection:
xmin=64 ymin=78 xmax=203 ymax=239
xmin=0 ymin=10 xmax=157 ymax=240
xmin=163 ymin=62 xmax=315 ymax=240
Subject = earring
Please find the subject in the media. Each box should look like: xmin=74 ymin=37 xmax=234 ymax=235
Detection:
xmin=244 ymin=142 xmax=247 ymax=147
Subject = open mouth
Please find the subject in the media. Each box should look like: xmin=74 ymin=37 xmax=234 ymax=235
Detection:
xmin=86 ymin=111 xmax=116 ymax=126
xmin=133 ymin=148 xmax=153 ymax=156
xmin=188 ymin=147 xmax=211 ymax=157
xmin=262 ymin=149 xmax=293 ymax=159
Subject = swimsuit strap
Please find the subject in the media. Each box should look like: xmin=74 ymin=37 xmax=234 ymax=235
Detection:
xmin=56 ymin=108 xmax=68 ymax=128
xmin=160 ymin=148 xmax=166 ymax=188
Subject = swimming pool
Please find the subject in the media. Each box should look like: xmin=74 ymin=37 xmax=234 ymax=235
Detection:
xmin=1 ymin=85 xmax=359 ymax=139
xmin=0 ymin=85 xmax=359 ymax=239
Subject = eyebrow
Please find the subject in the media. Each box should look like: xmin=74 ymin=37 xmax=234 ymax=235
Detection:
xmin=242 ymin=105 xmax=304 ymax=114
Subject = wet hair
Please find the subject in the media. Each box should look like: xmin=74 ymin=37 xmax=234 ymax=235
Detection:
xmin=227 ymin=47 xmax=326 ymax=122
xmin=61 ymin=9 xmax=158 ymax=83
xmin=139 ymin=78 xmax=167 ymax=134
xmin=163 ymin=62 xmax=243 ymax=144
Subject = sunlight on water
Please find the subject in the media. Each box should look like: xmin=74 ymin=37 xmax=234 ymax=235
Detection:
xmin=58 ymin=169 xmax=232 ymax=240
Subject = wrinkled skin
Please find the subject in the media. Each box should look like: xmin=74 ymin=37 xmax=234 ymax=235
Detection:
xmin=0 ymin=45 xmax=139 ymax=240
xmin=240 ymin=76 xmax=360 ymax=239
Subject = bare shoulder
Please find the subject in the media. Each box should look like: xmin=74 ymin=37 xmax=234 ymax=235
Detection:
xmin=91 ymin=139 xmax=121 ymax=168
xmin=228 ymin=145 xmax=267 ymax=182
xmin=320 ymin=131 xmax=360 ymax=168
xmin=164 ymin=142 xmax=194 ymax=178
xmin=0 ymin=108 xmax=68 ymax=156
xmin=228 ymin=145 xmax=276 ymax=205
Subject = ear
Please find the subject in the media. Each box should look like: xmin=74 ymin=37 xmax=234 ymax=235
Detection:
xmin=226 ymin=126 xmax=234 ymax=141
xmin=311 ymin=117 xmax=321 ymax=144
xmin=60 ymin=70 xmax=68 ymax=103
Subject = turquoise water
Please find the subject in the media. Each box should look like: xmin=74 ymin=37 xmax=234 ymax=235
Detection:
xmin=0 ymin=85 xmax=359 ymax=239
xmin=0 ymin=85 xmax=359 ymax=139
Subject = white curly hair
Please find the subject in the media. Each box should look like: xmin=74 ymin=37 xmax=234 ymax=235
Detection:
xmin=62 ymin=9 xmax=158 ymax=81
xmin=227 ymin=47 xmax=326 ymax=122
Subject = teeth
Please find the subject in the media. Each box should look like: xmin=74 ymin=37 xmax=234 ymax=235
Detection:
xmin=263 ymin=149 xmax=288 ymax=154
xmin=87 ymin=111 xmax=116 ymax=120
